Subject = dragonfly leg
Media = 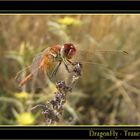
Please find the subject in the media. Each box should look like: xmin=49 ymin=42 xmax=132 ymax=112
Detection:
xmin=50 ymin=61 xmax=62 ymax=80
xmin=66 ymin=59 xmax=74 ymax=65
xmin=62 ymin=58 xmax=72 ymax=73
xmin=66 ymin=59 xmax=78 ymax=66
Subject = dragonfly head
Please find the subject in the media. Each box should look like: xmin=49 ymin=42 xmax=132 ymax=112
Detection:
xmin=63 ymin=43 xmax=76 ymax=59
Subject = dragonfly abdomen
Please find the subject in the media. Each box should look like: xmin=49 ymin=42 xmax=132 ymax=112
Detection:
xmin=19 ymin=73 xmax=33 ymax=87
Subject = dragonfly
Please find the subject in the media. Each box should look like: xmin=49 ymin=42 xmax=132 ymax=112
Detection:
xmin=15 ymin=43 xmax=77 ymax=89
xmin=15 ymin=43 xmax=128 ymax=89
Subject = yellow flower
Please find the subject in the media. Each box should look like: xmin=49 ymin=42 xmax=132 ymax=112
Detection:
xmin=57 ymin=17 xmax=81 ymax=26
xmin=15 ymin=92 xmax=30 ymax=100
xmin=16 ymin=112 xmax=35 ymax=125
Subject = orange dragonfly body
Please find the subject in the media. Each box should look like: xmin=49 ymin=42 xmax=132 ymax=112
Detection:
xmin=16 ymin=43 xmax=76 ymax=88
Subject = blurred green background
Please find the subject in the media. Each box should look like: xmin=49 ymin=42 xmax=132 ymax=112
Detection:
xmin=0 ymin=14 xmax=140 ymax=125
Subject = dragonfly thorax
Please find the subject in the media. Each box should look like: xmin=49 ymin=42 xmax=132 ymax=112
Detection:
xmin=48 ymin=46 xmax=62 ymax=61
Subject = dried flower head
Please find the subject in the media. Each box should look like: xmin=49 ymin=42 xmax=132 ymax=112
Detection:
xmin=31 ymin=62 xmax=82 ymax=124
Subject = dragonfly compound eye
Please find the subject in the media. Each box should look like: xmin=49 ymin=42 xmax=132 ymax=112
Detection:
xmin=64 ymin=43 xmax=76 ymax=59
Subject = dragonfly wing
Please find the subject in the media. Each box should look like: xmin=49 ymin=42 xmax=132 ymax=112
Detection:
xmin=30 ymin=67 xmax=49 ymax=89
xmin=15 ymin=65 xmax=32 ymax=84
xmin=16 ymin=66 xmax=52 ymax=91
xmin=72 ymin=49 xmax=128 ymax=66
xmin=72 ymin=49 xmax=97 ymax=64
xmin=15 ymin=51 xmax=51 ymax=90
xmin=30 ymin=52 xmax=44 ymax=73
xmin=30 ymin=47 xmax=52 ymax=74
